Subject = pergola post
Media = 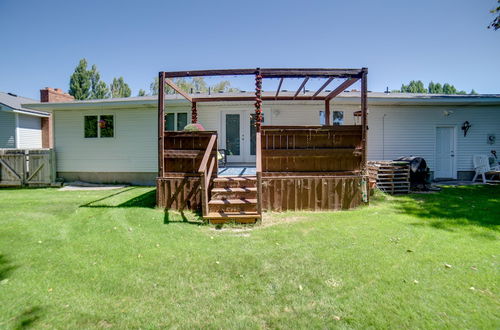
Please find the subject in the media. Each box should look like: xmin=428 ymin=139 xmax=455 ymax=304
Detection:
xmin=158 ymin=72 xmax=165 ymax=178
xmin=361 ymin=68 xmax=368 ymax=170
xmin=324 ymin=100 xmax=331 ymax=125
xmin=254 ymin=68 xmax=263 ymax=132
xmin=191 ymin=102 xmax=197 ymax=123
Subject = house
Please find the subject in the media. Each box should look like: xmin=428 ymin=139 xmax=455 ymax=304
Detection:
xmin=23 ymin=88 xmax=500 ymax=185
xmin=0 ymin=92 xmax=51 ymax=148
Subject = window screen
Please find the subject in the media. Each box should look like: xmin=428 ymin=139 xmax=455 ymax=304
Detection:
xmin=177 ymin=113 xmax=188 ymax=131
xmin=100 ymin=115 xmax=114 ymax=137
xmin=165 ymin=113 xmax=175 ymax=131
xmin=84 ymin=116 xmax=98 ymax=138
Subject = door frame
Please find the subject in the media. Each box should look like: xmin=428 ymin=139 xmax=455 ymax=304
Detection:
xmin=434 ymin=125 xmax=457 ymax=180
xmin=221 ymin=110 xmax=257 ymax=164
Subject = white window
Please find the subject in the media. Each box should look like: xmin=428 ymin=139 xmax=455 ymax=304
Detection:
xmin=319 ymin=110 xmax=344 ymax=125
xmin=84 ymin=115 xmax=114 ymax=138
xmin=165 ymin=113 xmax=188 ymax=131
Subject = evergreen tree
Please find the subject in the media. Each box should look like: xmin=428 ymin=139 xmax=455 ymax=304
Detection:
xmin=470 ymin=89 xmax=478 ymax=95
xmin=428 ymin=81 xmax=443 ymax=94
xmin=138 ymin=89 xmax=147 ymax=96
xmin=110 ymin=77 xmax=131 ymax=98
xmin=442 ymin=83 xmax=457 ymax=94
xmin=401 ymin=80 xmax=426 ymax=93
xmin=89 ymin=64 xmax=109 ymax=99
xmin=69 ymin=59 xmax=91 ymax=100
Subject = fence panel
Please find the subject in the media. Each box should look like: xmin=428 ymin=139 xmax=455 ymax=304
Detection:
xmin=0 ymin=149 xmax=56 ymax=187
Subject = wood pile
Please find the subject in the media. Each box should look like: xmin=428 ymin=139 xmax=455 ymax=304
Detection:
xmin=368 ymin=161 xmax=410 ymax=194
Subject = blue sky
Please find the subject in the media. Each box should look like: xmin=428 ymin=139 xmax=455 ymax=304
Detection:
xmin=1 ymin=0 xmax=499 ymax=99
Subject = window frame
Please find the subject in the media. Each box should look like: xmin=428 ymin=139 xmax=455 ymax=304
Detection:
xmin=83 ymin=113 xmax=116 ymax=139
xmin=164 ymin=112 xmax=189 ymax=131
xmin=319 ymin=110 xmax=344 ymax=125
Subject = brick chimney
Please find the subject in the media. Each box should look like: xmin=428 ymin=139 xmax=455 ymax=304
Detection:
xmin=40 ymin=87 xmax=74 ymax=103
xmin=39 ymin=87 xmax=73 ymax=148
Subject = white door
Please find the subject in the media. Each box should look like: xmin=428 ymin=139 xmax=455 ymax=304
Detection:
xmin=222 ymin=110 xmax=257 ymax=164
xmin=435 ymin=127 xmax=455 ymax=179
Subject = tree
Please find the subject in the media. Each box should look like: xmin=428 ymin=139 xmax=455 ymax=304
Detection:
xmin=89 ymin=64 xmax=109 ymax=99
xmin=69 ymin=59 xmax=91 ymax=100
xmin=442 ymin=83 xmax=457 ymax=95
xmin=192 ymin=77 xmax=208 ymax=93
xmin=400 ymin=80 xmax=427 ymax=93
xmin=211 ymin=80 xmax=240 ymax=93
xmin=110 ymin=77 xmax=131 ymax=98
xmin=470 ymin=89 xmax=478 ymax=95
xmin=428 ymin=81 xmax=443 ymax=94
xmin=138 ymin=89 xmax=147 ymax=96
xmin=488 ymin=0 xmax=500 ymax=30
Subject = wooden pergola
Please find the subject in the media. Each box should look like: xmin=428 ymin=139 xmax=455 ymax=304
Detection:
xmin=158 ymin=68 xmax=368 ymax=171
xmin=157 ymin=68 xmax=369 ymax=221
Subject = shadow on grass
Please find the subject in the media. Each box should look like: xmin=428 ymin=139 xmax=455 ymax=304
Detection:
xmin=163 ymin=209 xmax=204 ymax=226
xmin=0 ymin=254 xmax=17 ymax=281
xmin=80 ymin=187 xmax=156 ymax=209
xmin=394 ymin=185 xmax=500 ymax=233
xmin=0 ymin=255 xmax=43 ymax=328
xmin=12 ymin=306 xmax=44 ymax=329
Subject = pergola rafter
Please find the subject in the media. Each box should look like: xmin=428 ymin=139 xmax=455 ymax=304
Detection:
xmin=293 ymin=77 xmax=309 ymax=99
xmin=312 ymin=77 xmax=334 ymax=99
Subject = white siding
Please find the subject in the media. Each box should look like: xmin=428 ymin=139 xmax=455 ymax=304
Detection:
xmin=0 ymin=108 xmax=16 ymax=148
xmin=54 ymin=107 xmax=160 ymax=172
xmin=51 ymin=101 xmax=500 ymax=176
xmin=17 ymin=114 xmax=42 ymax=148
xmin=367 ymin=105 xmax=500 ymax=172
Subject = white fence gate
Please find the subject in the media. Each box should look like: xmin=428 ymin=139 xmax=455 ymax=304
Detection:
xmin=0 ymin=149 xmax=56 ymax=187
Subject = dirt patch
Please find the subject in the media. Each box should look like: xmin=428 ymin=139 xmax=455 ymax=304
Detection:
xmin=59 ymin=181 xmax=127 ymax=191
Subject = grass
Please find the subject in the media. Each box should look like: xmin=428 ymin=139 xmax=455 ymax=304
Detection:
xmin=0 ymin=185 xmax=498 ymax=329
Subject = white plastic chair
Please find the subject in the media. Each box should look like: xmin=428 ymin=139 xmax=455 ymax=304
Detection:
xmin=472 ymin=155 xmax=500 ymax=183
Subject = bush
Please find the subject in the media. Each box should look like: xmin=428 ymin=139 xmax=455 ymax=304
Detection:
xmin=183 ymin=123 xmax=205 ymax=131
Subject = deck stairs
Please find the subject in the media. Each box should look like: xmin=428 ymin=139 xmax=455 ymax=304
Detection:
xmin=203 ymin=176 xmax=261 ymax=224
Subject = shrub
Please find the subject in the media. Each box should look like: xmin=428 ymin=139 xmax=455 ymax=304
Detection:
xmin=183 ymin=123 xmax=205 ymax=131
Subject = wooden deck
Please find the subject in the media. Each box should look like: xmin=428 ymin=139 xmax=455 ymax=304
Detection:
xmin=156 ymin=126 xmax=368 ymax=221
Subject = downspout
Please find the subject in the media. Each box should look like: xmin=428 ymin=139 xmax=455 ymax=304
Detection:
xmin=382 ymin=113 xmax=386 ymax=160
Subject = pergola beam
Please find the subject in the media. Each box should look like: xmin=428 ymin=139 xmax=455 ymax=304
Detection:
xmin=324 ymin=78 xmax=359 ymax=101
xmin=293 ymin=77 xmax=309 ymax=99
xmin=192 ymin=95 xmax=326 ymax=102
xmin=312 ymin=77 xmax=334 ymax=99
xmin=165 ymin=78 xmax=193 ymax=102
xmin=163 ymin=68 xmax=364 ymax=79
xmin=275 ymin=78 xmax=284 ymax=100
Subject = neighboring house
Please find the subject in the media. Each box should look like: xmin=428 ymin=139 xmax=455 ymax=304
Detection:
xmin=24 ymin=89 xmax=500 ymax=184
xmin=0 ymin=92 xmax=51 ymax=148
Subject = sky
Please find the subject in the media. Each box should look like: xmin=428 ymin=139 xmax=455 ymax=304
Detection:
xmin=1 ymin=0 xmax=499 ymax=100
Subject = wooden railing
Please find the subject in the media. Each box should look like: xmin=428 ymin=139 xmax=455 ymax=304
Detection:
xmin=198 ymin=133 xmax=218 ymax=216
xmin=256 ymin=132 xmax=262 ymax=214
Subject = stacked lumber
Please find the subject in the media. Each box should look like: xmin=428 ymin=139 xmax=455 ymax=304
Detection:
xmin=368 ymin=161 xmax=410 ymax=194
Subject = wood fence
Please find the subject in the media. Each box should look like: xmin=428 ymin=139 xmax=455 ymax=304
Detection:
xmin=0 ymin=149 xmax=56 ymax=187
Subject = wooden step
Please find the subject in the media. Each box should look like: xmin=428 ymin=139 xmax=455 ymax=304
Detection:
xmin=210 ymin=187 xmax=257 ymax=200
xmin=204 ymin=211 xmax=261 ymax=224
xmin=213 ymin=176 xmax=257 ymax=188
xmin=208 ymin=198 xmax=258 ymax=213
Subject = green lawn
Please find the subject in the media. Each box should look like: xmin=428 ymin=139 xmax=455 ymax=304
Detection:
xmin=0 ymin=185 xmax=498 ymax=329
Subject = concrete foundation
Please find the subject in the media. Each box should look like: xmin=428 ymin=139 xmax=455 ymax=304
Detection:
xmin=58 ymin=172 xmax=156 ymax=186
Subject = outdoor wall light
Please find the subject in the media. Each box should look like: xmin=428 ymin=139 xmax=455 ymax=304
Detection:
xmin=461 ymin=121 xmax=472 ymax=137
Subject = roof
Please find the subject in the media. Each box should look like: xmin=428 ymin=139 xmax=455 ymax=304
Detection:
xmin=22 ymin=91 xmax=500 ymax=111
xmin=0 ymin=92 xmax=50 ymax=117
